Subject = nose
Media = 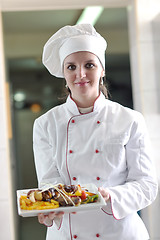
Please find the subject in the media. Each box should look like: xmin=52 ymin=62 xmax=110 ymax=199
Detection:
xmin=76 ymin=67 xmax=86 ymax=79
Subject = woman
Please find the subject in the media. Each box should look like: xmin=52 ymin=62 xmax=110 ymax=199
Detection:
xmin=33 ymin=24 xmax=158 ymax=240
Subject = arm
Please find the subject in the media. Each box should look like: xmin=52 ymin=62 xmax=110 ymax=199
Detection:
xmin=33 ymin=118 xmax=63 ymax=188
xmin=33 ymin=118 xmax=64 ymax=227
xmin=100 ymin=112 xmax=158 ymax=219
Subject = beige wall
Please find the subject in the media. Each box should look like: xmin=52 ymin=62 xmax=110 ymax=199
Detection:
xmin=127 ymin=0 xmax=160 ymax=238
xmin=0 ymin=12 xmax=15 ymax=240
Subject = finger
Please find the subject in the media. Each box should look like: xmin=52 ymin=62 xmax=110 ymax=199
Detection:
xmin=56 ymin=211 xmax=64 ymax=219
xmin=48 ymin=211 xmax=64 ymax=220
xmin=98 ymin=186 xmax=104 ymax=192
xmin=57 ymin=211 xmax=64 ymax=216
xmin=43 ymin=216 xmax=53 ymax=227
xmin=103 ymin=192 xmax=110 ymax=202
xmin=38 ymin=213 xmax=45 ymax=224
xmin=98 ymin=187 xmax=106 ymax=196
xmin=98 ymin=187 xmax=110 ymax=201
xmin=48 ymin=212 xmax=56 ymax=220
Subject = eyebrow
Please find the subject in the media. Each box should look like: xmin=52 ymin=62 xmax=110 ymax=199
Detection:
xmin=64 ymin=62 xmax=75 ymax=65
xmin=64 ymin=59 xmax=96 ymax=65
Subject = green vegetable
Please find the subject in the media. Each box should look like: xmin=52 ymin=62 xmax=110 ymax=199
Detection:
xmin=82 ymin=194 xmax=99 ymax=204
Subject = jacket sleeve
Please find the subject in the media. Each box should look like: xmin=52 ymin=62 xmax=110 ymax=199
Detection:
xmin=33 ymin=118 xmax=63 ymax=188
xmin=103 ymin=112 xmax=158 ymax=220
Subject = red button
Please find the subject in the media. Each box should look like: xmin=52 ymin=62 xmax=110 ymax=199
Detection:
xmin=96 ymin=233 xmax=100 ymax=237
xmin=95 ymin=149 xmax=99 ymax=153
xmin=96 ymin=177 xmax=100 ymax=180
xmin=69 ymin=150 xmax=73 ymax=153
xmin=73 ymin=235 xmax=77 ymax=238
xmin=72 ymin=119 xmax=75 ymax=123
xmin=97 ymin=121 xmax=100 ymax=124
xmin=73 ymin=177 xmax=77 ymax=181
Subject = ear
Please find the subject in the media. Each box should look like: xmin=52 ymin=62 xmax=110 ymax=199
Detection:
xmin=101 ymin=70 xmax=105 ymax=77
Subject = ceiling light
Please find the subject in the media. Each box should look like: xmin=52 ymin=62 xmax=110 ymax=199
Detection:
xmin=76 ymin=6 xmax=104 ymax=25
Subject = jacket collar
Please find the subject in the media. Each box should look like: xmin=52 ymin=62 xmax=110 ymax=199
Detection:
xmin=65 ymin=92 xmax=107 ymax=115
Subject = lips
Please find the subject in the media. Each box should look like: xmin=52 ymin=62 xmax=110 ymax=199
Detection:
xmin=75 ymin=81 xmax=89 ymax=86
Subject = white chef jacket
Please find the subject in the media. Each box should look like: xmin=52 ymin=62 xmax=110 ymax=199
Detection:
xmin=33 ymin=92 xmax=158 ymax=240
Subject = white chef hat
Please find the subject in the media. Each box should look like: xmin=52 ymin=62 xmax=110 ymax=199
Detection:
xmin=42 ymin=23 xmax=107 ymax=78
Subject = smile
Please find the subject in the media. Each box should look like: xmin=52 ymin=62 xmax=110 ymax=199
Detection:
xmin=75 ymin=81 xmax=90 ymax=86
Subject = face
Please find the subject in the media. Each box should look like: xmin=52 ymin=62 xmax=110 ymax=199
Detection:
xmin=63 ymin=51 xmax=104 ymax=106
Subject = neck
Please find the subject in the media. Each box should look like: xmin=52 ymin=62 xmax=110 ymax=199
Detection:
xmin=71 ymin=93 xmax=100 ymax=108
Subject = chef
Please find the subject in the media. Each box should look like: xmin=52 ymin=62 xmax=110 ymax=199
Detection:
xmin=33 ymin=24 xmax=158 ymax=240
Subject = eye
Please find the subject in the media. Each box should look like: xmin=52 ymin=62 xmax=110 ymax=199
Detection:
xmin=85 ymin=63 xmax=95 ymax=69
xmin=67 ymin=64 xmax=76 ymax=70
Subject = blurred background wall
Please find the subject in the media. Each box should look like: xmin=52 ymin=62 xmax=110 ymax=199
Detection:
xmin=0 ymin=0 xmax=160 ymax=239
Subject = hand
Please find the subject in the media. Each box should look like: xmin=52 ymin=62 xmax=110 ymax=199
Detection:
xmin=38 ymin=211 xmax=64 ymax=227
xmin=98 ymin=187 xmax=110 ymax=202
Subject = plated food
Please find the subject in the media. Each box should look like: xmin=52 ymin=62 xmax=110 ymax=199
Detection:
xmin=17 ymin=183 xmax=106 ymax=217
xmin=20 ymin=183 xmax=99 ymax=211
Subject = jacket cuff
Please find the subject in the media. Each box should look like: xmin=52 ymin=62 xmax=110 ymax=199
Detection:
xmin=54 ymin=215 xmax=63 ymax=230
xmin=101 ymin=194 xmax=120 ymax=220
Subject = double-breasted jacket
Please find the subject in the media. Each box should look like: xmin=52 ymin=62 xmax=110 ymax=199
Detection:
xmin=33 ymin=93 xmax=158 ymax=240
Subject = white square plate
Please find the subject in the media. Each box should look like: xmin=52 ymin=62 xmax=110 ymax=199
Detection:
xmin=17 ymin=183 xmax=106 ymax=217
